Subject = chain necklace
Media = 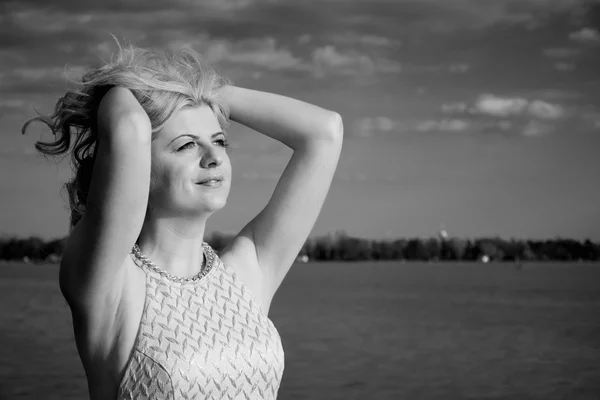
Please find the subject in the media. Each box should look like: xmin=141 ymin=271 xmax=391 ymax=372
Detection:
xmin=131 ymin=242 xmax=217 ymax=284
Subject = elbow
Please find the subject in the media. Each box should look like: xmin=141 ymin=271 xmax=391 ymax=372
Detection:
xmin=103 ymin=112 xmax=152 ymax=146
xmin=126 ymin=113 xmax=153 ymax=144
xmin=326 ymin=112 xmax=344 ymax=142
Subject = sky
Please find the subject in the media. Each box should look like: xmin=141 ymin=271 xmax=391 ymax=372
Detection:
xmin=1 ymin=0 xmax=600 ymax=241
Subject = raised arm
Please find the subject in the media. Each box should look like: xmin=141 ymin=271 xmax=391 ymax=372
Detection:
xmin=221 ymin=86 xmax=343 ymax=301
xmin=60 ymin=87 xmax=151 ymax=318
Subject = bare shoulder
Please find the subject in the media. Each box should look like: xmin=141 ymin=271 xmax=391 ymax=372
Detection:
xmin=217 ymin=226 xmax=273 ymax=315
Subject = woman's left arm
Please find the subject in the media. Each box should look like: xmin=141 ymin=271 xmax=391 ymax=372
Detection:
xmin=221 ymin=85 xmax=343 ymax=297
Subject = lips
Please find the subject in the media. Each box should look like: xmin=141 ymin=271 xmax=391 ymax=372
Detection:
xmin=197 ymin=175 xmax=224 ymax=184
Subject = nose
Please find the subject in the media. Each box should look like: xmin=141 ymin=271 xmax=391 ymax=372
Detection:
xmin=200 ymin=146 xmax=223 ymax=169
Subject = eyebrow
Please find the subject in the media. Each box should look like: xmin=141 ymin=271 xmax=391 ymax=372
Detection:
xmin=168 ymin=131 xmax=226 ymax=146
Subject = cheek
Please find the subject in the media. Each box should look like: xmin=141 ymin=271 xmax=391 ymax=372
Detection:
xmin=149 ymin=160 xmax=162 ymax=190
xmin=149 ymin=160 xmax=172 ymax=193
xmin=224 ymin=156 xmax=233 ymax=176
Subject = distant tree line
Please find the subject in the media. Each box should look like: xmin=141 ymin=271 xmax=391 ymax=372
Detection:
xmin=295 ymin=231 xmax=600 ymax=262
xmin=1 ymin=230 xmax=599 ymax=263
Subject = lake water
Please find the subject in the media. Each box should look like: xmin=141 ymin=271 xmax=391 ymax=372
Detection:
xmin=1 ymin=261 xmax=599 ymax=399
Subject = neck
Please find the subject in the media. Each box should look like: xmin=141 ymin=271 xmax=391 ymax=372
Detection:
xmin=136 ymin=211 xmax=210 ymax=278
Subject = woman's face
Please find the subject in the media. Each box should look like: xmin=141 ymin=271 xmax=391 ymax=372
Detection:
xmin=148 ymin=104 xmax=232 ymax=216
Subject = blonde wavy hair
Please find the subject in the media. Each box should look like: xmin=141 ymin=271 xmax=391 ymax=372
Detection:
xmin=22 ymin=40 xmax=232 ymax=230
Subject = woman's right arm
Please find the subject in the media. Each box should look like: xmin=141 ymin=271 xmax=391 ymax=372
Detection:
xmin=60 ymin=87 xmax=151 ymax=316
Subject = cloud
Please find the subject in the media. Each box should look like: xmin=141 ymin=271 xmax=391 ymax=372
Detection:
xmin=527 ymin=100 xmax=564 ymax=119
xmin=416 ymin=119 xmax=469 ymax=133
xmin=439 ymin=93 xmax=600 ymax=137
xmin=168 ymin=38 xmax=400 ymax=78
xmin=328 ymin=32 xmax=401 ymax=47
xmin=554 ymin=62 xmax=576 ymax=71
xmin=352 ymin=116 xmax=399 ymax=137
xmin=448 ymin=63 xmax=470 ymax=73
xmin=522 ymin=121 xmax=553 ymax=137
xmin=519 ymin=89 xmax=582 ymax=101
xmin=474 ymin=95 xmax=528 ymax=117
xmin=363 ymin=0 xmax=591 ymax=33
xmin=311 ymin=45 xmax=401 ymax=77
xmin=496 ymin=120 xmax=513 ymax=131
xmin=1 ymin=0 xmax=592 ymax=59
xmin=203 ymin=37 xmax=305 ymax=71
xmin=13 ymin=65 xmax=87 ymax=81
xmin=166 ymin=36 xmax=301 ymax=71
xmin=297 ymin=34 xmax=312 ymax=45
xmin=406 ymin=63 xmax=471 ymax=74
xmin=5 ymin=0 xmax=587 ymax=37
xmin=543 ymin=47 xmax=581 ymax=58
xmin=313 ymin=46 xmax=366 ymax=71
xmin=569 ymin=28 xmax=600 ymax=43
xmin=437 ymin=94 xmax=579 ymax=137
xmin=0 ymin=65 xmax=88 ymax=94
xmin=5 ymin=0 xmax=583 ymax=88
xmin=441 ymin=102 xmax=469 ymax=114
xmin=415 ymin=117 xmax=557 ymax=138
xmin=472 ymin=94 xmax=564 ymax=119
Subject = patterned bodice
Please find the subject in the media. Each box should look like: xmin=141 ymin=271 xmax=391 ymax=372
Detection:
xmin=117 ymin=247 xmax=285 ymax=399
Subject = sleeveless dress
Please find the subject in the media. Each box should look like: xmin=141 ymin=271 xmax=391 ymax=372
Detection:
xmin=117 ymin=244 xmax=285 ymax=399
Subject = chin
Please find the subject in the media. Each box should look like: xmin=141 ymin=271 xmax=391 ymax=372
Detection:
xmin=201 ymin=197 xmax=228 ymax=213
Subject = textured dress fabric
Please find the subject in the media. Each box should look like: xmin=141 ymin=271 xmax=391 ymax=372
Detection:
xmin=117 ymin=247 xmax=285 ymax=400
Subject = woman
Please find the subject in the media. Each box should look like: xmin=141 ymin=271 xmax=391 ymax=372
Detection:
xmin=23 ymin=43 xmax=343 ymax=399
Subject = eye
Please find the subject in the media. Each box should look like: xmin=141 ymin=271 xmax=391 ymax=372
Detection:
xmin=178 ymin=142 xmax=196 ymax=151
xmin=217 ymin=138 xmax=230 ymax=148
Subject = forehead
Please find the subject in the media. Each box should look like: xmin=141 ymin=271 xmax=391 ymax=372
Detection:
xmin=159 ymin=105 xmax=221 ymax=139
